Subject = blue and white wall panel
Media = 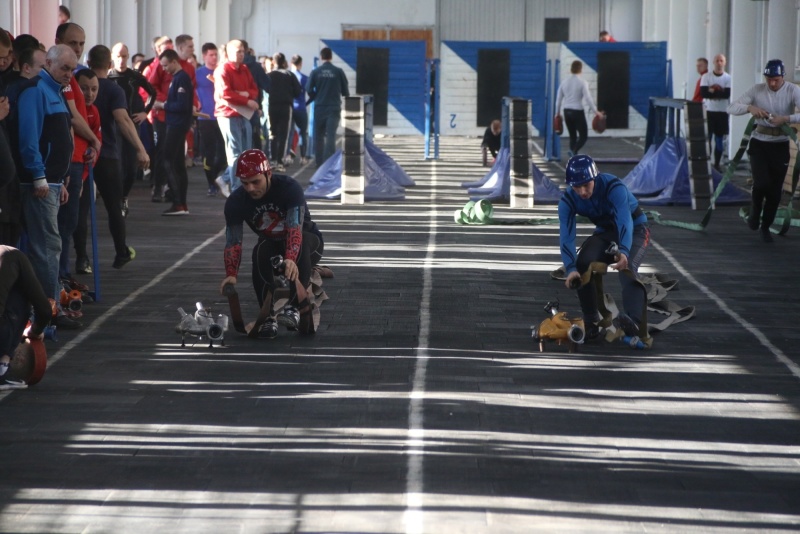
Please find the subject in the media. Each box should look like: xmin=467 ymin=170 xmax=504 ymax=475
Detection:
xmin=439 ymin=41 xmax=547 ymax=137
xmin=322 ymin=39 xmax=427 ymax=136
xmin=558 ymin=42 xmax=668 ymax=138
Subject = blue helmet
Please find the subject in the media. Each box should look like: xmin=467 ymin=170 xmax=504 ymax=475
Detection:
xmin=565 ymin=155 xmax=598 ymax=186
xmin=764 ymin=59 xmax=785 ymax=77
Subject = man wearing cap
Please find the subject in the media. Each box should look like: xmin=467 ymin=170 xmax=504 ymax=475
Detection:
xmin=558 ymin=154 xmax=650 ymax=339
xmin=729 ymin=59 xmax=800 ymax=243
xmin=219 ymin=149 xmax=323 ymax=339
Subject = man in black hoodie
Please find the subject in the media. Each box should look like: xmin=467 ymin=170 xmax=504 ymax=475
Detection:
xmin=241 ymin=41 xmax=269 ymax=153
xmin=267 ymin=52 xmax=302 ymax=172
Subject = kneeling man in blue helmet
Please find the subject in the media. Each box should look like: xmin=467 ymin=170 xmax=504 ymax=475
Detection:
xmin=558 ymin=155 xmax=650 ymax=342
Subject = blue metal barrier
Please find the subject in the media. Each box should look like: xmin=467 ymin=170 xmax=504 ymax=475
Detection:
xmin=88 ymin=164 xmax=101 ymax=302
xmin=424 ymin=59 xmax=440 ymax=160
xmin=645 ymin=97 xmax=685 ymax=152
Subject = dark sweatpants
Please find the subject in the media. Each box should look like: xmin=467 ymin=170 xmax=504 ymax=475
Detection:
xmin=269 ymin=104 xmax=293 ymax=165
xmin=564 ymin=108 xmax=589 ymax=154
xmin=197 ymin=119 xmax=227 ymax=189
xmin=74 ymin=157 xmax=128 ymax=260
xmin=251 ymin=231 xmax=323 ymax=308
xmin=164 ymin=124 xmax=191 ymax=207
xmin=748 ymin=138 xmax=790 ymax=229
xmin=575 ymin=225 xmax=650 ymax=326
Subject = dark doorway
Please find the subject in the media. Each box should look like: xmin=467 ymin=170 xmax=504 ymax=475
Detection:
xmin=356 ymin=47 xmax=389 ymax=126
xmin=544 ymin=18 xmax=570 ymax=42
xmin=597 ymin=51 xmax=630 ymax=129
xmin=477 ymin=48 xmax=509 ymax=127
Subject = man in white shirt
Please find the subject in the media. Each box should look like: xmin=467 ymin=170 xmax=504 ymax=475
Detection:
xmin=701 ymin=54 xmax=732 ymax=171
xmin=728 ymin=59 xmax=800 ymax=243
xmin=555 ymin=60 xmax=604 ymax=157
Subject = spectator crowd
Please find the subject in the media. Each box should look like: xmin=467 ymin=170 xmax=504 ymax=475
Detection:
xmin=0 ymin=12 xmax=346 ymax=339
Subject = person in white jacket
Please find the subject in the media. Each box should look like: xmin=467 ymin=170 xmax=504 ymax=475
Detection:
xmin=555 ymin=60 xmax=604 ymax=157
xmin=728 ymin=59 xmax=800 ymax=243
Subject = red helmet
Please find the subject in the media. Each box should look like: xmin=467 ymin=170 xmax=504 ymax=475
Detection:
xmin=235 ymin=149 xmax=271 ymax=179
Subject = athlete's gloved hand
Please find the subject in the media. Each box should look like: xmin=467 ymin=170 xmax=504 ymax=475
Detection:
xmin=565 ymin=271 xmax=581 ymax=290
xmin=283 ymin=259 xmax=299 ymax=282
xmin=219 ymin=275 xmax=237 ymax=295
xmin=610 ymin=253 xmax=629 ymax=271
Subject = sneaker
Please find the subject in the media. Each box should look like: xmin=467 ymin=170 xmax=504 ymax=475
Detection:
xmin=75 ymin=257 xmax=92 ymax=274
xmin=747 ymin=212 xmax=760 ymax=231
xmin=214 ymin=176 xmax=231 ymax=198
xmin=584 ymin=322 xmax=603 ymax=341
xmin=0 ymin=373 xmax=27 ymax=390
xmin=61 ymin=277 xmax=89 ymax=292
xmin=613 ymin=313 xmax=640 ymax=337
xmin=258 ymin=318 xmax=278 ymax=339
xmin=151 ymin=186 xmax=164 ymax=203
xmin=207 ymin=186 xmax=219 ymax=197
xmin=184 ymin=156 xmax=194 ymax=168
xmin=277 ymin=306 xmax=299 ymax=330
xmin=275 ymin=163 xmax=286 ymax=173
xmin=113 ymin=246 xmax=136 ymax=269
xmin=760 ymin=227 xmax=774 ymax=243
xmin=163 ymin=204 xmax=190 ymax=216
xmin=121 ymin=197 xmax=129 ymax=218
xmin=55 ymin=313 xmax=82 ymax=330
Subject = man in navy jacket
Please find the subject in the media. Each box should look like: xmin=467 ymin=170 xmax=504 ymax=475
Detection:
xmin=154 ymin=49 xmax=194 ymax=215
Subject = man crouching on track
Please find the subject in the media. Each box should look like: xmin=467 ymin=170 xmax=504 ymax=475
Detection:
xmin=219 ymin=149 xmax=323 ymax=339
xmin=559 ymin=155 xmax=650 ymax=340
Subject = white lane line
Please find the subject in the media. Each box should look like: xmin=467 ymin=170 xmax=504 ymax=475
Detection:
xmin=0 ymin=229 xmax=226 ymax=403
xmin=653 ymin=239 xmax=800 ymax=380
xmin=404 ymin=166 xmax=438 ymax=534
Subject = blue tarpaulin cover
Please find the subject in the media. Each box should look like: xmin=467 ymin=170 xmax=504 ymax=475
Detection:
xmin=623 ymin=137 xmax=750 ymax=206
xmin=303 ymin=145 xmax=412 ymax=200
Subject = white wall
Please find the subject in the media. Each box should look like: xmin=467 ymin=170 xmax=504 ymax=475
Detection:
xmin=604 ymin=0 xmax=642 ymax=42
xmin=236 ymin=0 xmax=435 ymax=77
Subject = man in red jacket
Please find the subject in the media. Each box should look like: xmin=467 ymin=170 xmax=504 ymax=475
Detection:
xmin=214 ymin=39 xmax=259 ymax=194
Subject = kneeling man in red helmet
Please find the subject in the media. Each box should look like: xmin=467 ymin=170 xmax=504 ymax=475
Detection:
xmin=219 ymin=149 xmax=323 ymax=339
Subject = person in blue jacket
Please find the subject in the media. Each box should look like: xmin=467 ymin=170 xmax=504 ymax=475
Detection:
xmin=10 ymin=44 xmax=75 ymax=320
xmin=306 ymin=47 xmax=349 ymax=167
xmin=558 ymin=155 xmax=650 ymax=339
xmin=154 ymin=49 xmax=195 ymax=215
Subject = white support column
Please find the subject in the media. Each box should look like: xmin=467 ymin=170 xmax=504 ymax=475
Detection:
xmin=729 ymin=0 xmax=762 ymax=146
xmin=198 ymin=0 xmax=229 ymax=49
xmin=65 ymin=0 xmax=100 ymax=53
xmin=106 ymin=0 xmax=137 ymax=55
xmin=160 ymin=0 xmax=184 ymax=42
xmin=765 ymin=0 xmax=798 ymax=75
xmin=641 ymin=0 xmax=670 ymax=43
xmin=668 ymin=0 xmax=690 ymax=100
xmin=705 ymin=0 xmax=729 ymax=60
xmin=685 ymin=0 xmax=708 ymax=99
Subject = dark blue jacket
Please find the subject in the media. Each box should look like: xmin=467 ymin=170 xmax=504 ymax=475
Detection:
xmin=164 ymin=69 xmax=194 ymax=129
xmin=558 ymin=173 xmax=647 ymax=275
xmin=306 ymin=61 xmax=349 ymax=109
xmin=12 ymin=69 xmax=73 ymax=184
